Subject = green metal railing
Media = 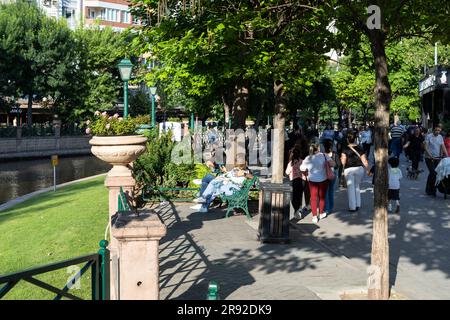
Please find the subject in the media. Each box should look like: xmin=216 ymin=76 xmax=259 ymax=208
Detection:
xmin=118 ymin=187 xmax=131 ymax=211
xmin=142 ymin=186 xmax=201 ymax=202
xmin=0 ymin=240 xmax=110 ymax=300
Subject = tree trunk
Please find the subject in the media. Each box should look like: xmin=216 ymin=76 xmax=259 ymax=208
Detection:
xmin=229 ymin=81 xmax=249 ymax=167
xmin=272 ymin=80 xmax=287 ymax=184
xmin=27 ymin=89 xmax=33 ymax=128
xmin=368 ymin=30 xmax=391 ymax=300
xmin=222 ymin=94 xmax=231 ymax=129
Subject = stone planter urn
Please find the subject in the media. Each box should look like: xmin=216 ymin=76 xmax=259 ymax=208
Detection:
xmin=89 ymin=135 xmax=147 ymax=177
xmin=89 ymin=134 xmax=148 ymax=300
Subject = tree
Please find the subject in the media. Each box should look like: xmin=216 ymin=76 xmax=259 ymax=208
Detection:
xmin=73 ymin=26 xmax=133 ymax=120
xmin=0 ymin=1 xmax=83 ymax=126
xmin=328 ymin=0 xmax=450 ymax=299
xmin=130 ymin=0 xmax=331 ymax=171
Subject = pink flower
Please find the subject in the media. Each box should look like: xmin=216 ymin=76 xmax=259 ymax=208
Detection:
xmin=118 ymin=117 xmax=123 ymax=121
xmin=102 ymin=111 xmax=108 ymax=117
xmin=105 ymin=123 xmax=111 ymax=130
xmin=85 ymin=128 xmax=91 ymax=134
xmin=94 ymin=111 xmax=101 ymax=116
xmin=108 ymin=116 xmax=113 ymax=121
xmin=113 ymin=113 xmax=119 ymax=119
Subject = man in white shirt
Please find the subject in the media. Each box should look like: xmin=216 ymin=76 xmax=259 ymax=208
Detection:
xmin=424 ymin=126 xmax=448 ymax=196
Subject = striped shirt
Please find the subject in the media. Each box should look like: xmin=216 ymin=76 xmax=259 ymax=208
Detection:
xmin=390 ymin=126 xmax=405 ymax=138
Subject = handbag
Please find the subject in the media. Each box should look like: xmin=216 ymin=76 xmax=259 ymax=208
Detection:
xmin=323 ymin=154 xmax=335 ymax=180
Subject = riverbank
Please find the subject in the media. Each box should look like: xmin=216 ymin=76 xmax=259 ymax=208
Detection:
xmin=0 ymin=155 xmax=110 ymax=205
xmin=0 ymin=175 xmax=108 ymax=299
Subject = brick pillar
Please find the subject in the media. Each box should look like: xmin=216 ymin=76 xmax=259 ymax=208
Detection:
xmin=111 ymin=210 xmax=167 ymax=300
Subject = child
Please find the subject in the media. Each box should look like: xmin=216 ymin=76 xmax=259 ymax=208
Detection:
xmin=388 ymin=157 xmax=402 ymax=213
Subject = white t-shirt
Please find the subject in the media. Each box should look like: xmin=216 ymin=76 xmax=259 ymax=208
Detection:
xmin=300 ymin=153 xmax=330 ymax=182
xmin=388 ymin=167 xmax=402 ymax=190
xmin=425 ymin=134 xmax=444 ymax=158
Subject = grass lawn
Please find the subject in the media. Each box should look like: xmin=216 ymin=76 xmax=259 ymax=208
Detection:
xmin=0 ymin=175 xmax=108 ymax=300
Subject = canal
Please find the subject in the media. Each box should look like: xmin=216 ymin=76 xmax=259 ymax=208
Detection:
xmin=0 ymin=155 xmax=111 ymax=205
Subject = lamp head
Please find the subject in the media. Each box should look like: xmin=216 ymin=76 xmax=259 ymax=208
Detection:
xmin=118 ymin=58 xmax=133 ymax=81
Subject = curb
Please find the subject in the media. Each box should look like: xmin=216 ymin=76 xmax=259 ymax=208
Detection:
xmin=0 ymin=173 xmax=107 ymax=212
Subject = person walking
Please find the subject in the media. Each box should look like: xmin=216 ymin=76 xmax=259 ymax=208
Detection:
xmin=323 ymin=139 xmax=339 ymax=215
xmin=300 ymin=143 xmax=336 ymax=223
xmin=388 ymin=157 xmax=402 ymax=213
xmin=359 ymin=125 xmax=372 ymax=158
xmin=403 ymin=127 xmax=424 ymax=173
xmin=424 ymin=126 xmax=448 ymax=196
xmin=285 ymin=147 xmax=305 ymax=220
xmin=390 ymin=122 xmax=405 ymax=158
xmin=340 ymin=132 xmax=370 ymax=212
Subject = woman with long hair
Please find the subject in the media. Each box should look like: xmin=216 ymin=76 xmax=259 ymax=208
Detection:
xmin=340 ymin=131 xmax=370 ymax=212
xmin=286 ymin=146 xmax=305 ymax=219
xmin=300 ymin=143 xmax=336 ymax=223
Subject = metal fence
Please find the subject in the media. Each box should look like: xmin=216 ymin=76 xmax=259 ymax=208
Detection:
xmin=0 ymin=240 xmax=110 ymax=300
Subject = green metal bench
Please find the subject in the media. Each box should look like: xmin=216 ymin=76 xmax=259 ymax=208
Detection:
xmin=222 ymin=176 xmax=259 ymax=220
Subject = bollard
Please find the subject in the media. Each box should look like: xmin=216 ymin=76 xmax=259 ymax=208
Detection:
xmin=206 ymin=281 xmax=219 ymax=300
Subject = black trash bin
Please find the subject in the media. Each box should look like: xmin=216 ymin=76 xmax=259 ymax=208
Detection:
xmin=257 ymin=182 xmax=292 ymax=244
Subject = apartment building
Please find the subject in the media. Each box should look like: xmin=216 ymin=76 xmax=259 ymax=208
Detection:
xmin=83 ymin=0 xmax=136 ymax=31
xmin=1 ymin=0 xmax=135 ymax=31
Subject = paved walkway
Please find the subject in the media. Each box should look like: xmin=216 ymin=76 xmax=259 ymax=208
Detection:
xmin=155 ymin=157 xmax=450 ymax=300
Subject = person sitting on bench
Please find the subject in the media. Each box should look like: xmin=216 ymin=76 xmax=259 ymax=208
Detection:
xmin=194 ymin=165 xmax=252 ymax=213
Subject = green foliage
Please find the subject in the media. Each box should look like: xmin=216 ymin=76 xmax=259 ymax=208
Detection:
xmin=133 ymin=130 xmax=204 ymax=193
xmin=129 ymin=89 xmax=152 ymax=116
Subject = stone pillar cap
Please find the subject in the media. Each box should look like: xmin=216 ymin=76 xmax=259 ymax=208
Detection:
xmin=112 ymin=211 xmax=167 ymax=240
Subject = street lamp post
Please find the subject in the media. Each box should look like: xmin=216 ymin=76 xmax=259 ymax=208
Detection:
xmin=150 ymin=86 xmax=157 ymax=128
xmin=118 ymin=58 xmax=133 ymax=119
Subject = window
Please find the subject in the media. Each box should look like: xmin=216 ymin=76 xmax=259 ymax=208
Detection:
xmin=88 ymin=9 xmax=95 ymax=19
xmin=101 ymin=9 xmax=106 ymax=20
xmin=122 ymin=11 xmax=130 ymax=23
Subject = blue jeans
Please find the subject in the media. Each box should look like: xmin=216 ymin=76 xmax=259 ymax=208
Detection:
xmin=200 ymin=174 xmax=215 ymax=195
xmin=390 ymin=137 xmax=402 ymax=158
xmin=325 ymin=177 xmax=336 ymax=213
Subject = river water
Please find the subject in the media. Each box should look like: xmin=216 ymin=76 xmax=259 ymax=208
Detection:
xmin=0 ymin=155 xmax=111 ymax=205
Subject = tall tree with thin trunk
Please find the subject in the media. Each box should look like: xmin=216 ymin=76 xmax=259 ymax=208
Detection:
xmin=328 ymin=0 xmax=450 ymax=299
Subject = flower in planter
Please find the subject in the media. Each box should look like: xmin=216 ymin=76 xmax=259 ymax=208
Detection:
xmin=84 ymin=112 xmax=150 ymax=136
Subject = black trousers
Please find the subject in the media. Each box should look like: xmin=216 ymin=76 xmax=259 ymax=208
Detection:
xmin=425 ymin=158 xmax=441 ymax=195
xmin=410 ymin=152 xmax=421 ymax=171
xmin=291 ymin=178 xmax=304 ymax=211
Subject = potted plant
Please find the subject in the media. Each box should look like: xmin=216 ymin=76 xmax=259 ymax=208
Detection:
xmin=86 ymin=111 xmax=148 ymax=176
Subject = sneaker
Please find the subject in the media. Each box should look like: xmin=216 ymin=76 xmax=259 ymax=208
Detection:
xmin=395 ymin=205 xmax=400 ymax=214
xmin=199 ymin=207 xmax=208 ymax=213
xmin=319 ymin=212 xmax=327 ymax=220
xmin=312 ymin=216 xmax=318 ymax=224
xmin=294 ymin=210 xmax=302 ymax=220
xmin=301 ymin=207 xmax=309 ymax=215
xmin=193 ymin=197 xmax=206 ymax=203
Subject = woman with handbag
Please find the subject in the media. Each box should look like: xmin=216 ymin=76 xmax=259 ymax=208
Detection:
xmin=300 ymin=143 xmax=336 ymax=223
xmin=340 ymin=132 xmax=371 ymax=212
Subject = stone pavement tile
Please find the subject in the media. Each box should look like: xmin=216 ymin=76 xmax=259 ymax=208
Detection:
xmin=155 ymin=201 xmax=369 ymax=300
xmin=291 ymin=158 xmax=450 ymax=299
